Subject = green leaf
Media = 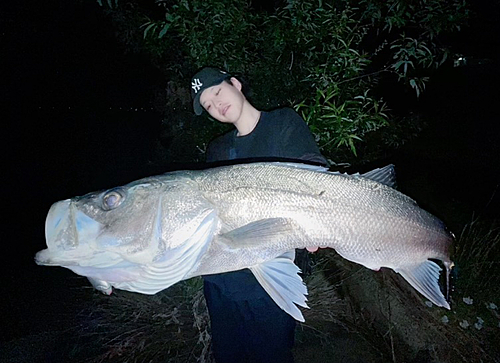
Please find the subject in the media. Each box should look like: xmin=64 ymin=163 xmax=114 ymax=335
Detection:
xmin=143 ymin=23 xmax=156 ymax=39
xmin=348 ymin=137 xmax=358 ymax=156
xmin=159 ymin=23 xmax=170 ymax=38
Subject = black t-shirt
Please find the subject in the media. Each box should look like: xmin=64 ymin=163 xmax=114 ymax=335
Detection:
xmin=204 ymin=107 xmax=327 ymax=298
xmin=206 ymin=107 xmax=327 ymax=166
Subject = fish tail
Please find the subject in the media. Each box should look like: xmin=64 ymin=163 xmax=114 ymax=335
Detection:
xmin=396 ymin=260 xmax=450 ymax=309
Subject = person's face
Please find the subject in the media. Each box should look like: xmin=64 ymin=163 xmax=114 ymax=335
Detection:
xmin=199 ymin=77 xmax=245 ymax=123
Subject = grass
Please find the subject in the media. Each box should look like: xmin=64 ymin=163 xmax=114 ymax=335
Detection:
xmin=447 ymin=217 xmax=500 ymax=362
xmin=454 ymin=217 xmax=500 ymax=302
xmin=70 ymin=279 xmax=212 ymax=363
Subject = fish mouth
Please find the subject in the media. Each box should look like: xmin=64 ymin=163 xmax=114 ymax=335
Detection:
xmin=45 ymin=199 xmax=74 ymax=250
xmin=39 ymin=199 xmax=103 ymax=265
xmin=35 ymin=249 xmax=56 ymax=266
xmin=35 ymin=248 xmax=77 ymax=266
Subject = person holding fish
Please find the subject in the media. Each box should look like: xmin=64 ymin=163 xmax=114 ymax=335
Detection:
xmin=36 ymin=69 xmax=454 ymax=361
xmin=191 ymin=67 xmax=328 ymax=363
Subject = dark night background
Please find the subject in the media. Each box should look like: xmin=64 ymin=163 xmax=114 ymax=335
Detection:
xmin=1 ymin=0 xmax=499 ymax=361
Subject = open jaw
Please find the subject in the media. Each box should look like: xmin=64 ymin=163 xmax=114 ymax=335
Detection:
xmin=37 ymin=199 xmax=105 ymax=266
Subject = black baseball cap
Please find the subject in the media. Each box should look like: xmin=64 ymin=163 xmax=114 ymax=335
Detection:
xmin=191 ymin=67 xmax=231 ymax=115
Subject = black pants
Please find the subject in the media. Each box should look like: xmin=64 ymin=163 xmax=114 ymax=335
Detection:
xmin=203 ymin=270 xmax=296 ymax=363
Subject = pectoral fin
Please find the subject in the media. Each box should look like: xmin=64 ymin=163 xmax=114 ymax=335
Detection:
xmin=395 ymin=260 xmax=450 ymax=309
xmin=249 ymin=252 xmax=309 ymax=322
xmin=219 ymin=218 xmax=309 ymax=248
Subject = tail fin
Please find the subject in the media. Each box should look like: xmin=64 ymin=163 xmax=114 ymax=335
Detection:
xmin=396 ymin=260 xmax=450 ymax=309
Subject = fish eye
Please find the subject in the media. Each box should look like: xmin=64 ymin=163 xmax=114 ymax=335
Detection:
xmin=101 ymin=189 xmax=125 ymax=211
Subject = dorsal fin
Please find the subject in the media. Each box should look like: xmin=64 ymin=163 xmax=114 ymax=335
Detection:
xmin=360 ymin=164 xmax=397 ymax=188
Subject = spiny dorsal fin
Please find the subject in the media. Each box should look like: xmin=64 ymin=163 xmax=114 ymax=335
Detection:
xmin=360 ymin=164 xmax=397 ymax=188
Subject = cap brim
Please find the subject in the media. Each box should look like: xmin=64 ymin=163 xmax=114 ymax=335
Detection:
xmin=193 ymin=93 xmax=203 ymax=116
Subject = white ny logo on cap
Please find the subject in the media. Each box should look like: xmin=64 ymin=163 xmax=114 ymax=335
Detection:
xmin=191 ymin=78 xmax=202 ymax=93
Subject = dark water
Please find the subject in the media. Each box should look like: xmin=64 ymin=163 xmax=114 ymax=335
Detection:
xmin=2 ymin=0 xmax=499 ymax=362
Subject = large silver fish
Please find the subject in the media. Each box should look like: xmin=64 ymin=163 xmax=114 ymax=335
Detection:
xmin=35 ymin=162 xmax=453 ymax=321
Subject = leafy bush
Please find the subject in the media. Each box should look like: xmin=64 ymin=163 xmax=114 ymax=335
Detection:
xmin=98 ymin=0 xmax=468 ymax=162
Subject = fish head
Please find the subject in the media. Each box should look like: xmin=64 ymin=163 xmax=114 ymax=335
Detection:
xmin=36 ymin=174 xmax=215 ymax=270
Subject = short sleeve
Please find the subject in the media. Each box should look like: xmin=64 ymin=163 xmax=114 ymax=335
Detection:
xmin=278 ymin=108 xmax=328 ymax=166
